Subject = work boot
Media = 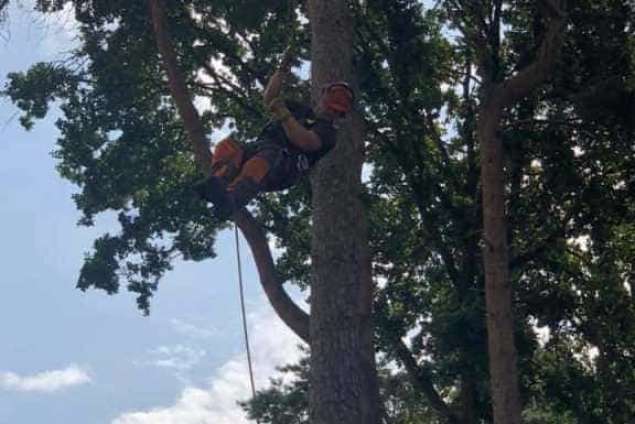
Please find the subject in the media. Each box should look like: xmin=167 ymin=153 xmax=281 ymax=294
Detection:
xmin=193 ymin=175 xmax=229 ymax=204
xmin=222 ymin=178 xmax=260 ymax=215
xmin=194 ymin=176 xmax=236 ymax=221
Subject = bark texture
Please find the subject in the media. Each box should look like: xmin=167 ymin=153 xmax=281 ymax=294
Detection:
xmin=307 ymin=1 xmax=380 ymax=423
xmin=475 ymin=2 xmax=566 ymax=423
xmin=477 ymin=98 xmax=521 ymax=424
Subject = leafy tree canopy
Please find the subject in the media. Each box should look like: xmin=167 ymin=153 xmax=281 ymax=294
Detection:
xmin=3 ymin=0 xmax=634 ymax=422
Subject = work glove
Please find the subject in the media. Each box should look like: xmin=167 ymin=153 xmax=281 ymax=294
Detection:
xmin=267 ymin=97 xmax=292 ymax=122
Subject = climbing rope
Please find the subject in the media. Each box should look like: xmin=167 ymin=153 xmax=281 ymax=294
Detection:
xmin=231 ymin=4 xmax=299 ymax=422
xmin=233 ymin=223 xmax=260 ymax=424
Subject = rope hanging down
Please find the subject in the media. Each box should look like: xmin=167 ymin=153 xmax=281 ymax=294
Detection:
xmin=232 ymin=3 xmax=299 ymax=421
xmin=233 ymin=224 xmax=259 ymax=424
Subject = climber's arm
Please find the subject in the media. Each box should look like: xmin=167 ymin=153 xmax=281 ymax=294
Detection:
xmin=280 ymin=117 xmax=322 ymax=152
xmin=267 ymin=98 xmax=323 ymax=152
xmin=263 ymin=70 xmax=285 ymax=106
xmin=263 ymin=50 xmax=293 ymax=105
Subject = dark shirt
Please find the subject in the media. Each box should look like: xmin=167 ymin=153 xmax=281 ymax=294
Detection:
xmin=257 ymin=100 xmax=337 ymax=168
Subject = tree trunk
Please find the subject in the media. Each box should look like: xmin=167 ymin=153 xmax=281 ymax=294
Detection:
xmin=477 ymin=96 xmax=522 ymax=424
xmin=151 ymin=0 xmax=381 ymax=419
xmin=472 ymin=3 xmax=565 ymax=423
xmin=307 ymin=1 xmax=380 ymax=423
xmin=459 ymin=376 xmax=477 ymax=424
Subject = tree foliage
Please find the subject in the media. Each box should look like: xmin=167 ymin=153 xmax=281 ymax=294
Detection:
xmin=3 ymin=0 xmax=634 ymax=422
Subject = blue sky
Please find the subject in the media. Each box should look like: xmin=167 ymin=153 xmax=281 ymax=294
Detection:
xmin=0 ymin=3 xmax=302 ymax=423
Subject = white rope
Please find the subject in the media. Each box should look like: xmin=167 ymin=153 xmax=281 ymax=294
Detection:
xmin=233 ymin=223 xmax=260 ymax=424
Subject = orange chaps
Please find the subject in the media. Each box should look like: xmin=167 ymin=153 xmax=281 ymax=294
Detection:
xmin=211 ymin=137 xmax=271 ymax=191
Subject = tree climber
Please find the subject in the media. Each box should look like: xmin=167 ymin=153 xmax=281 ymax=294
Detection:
xmin=194 ymin=55 xmax=354 ymax=220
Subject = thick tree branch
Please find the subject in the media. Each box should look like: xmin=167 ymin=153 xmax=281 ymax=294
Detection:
xmin=392 ymin=337 xmax=460 ymax=424
xmin=472 ymin=3 xmax=566 ymax=422
xmin=496 ymin=0 xmax=566 ymax=108
xmin=148 ymin=0 xmax=212 ymax=174
xmin=234 ymin=212 xmax=310 ymax=342
xmin=148 ymin=0 xmax=309 ymax=342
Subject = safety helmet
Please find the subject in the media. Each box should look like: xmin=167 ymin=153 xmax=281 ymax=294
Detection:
xmin=321 ymin=81 xmax=355 ymax=101
xmin=321 ymin=81 xmax=355 ymax=114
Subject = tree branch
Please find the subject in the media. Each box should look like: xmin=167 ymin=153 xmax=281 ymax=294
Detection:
xmin=148 ymin=0 xmax=212 ymax=174
xmin=496 ymin=0 xmax=566 ymax=108
xmin=197 ymin=63 xmax=263 ymax=118
xmin=425 ymin=113 xmax=451 ymax=168
xmin=200 ymin=62 xmax=247 ymax=97
xmin=234 ymin=211 xmax=310 ymax=342
xmin=446 ymin=0 xmax=491 ymax=75
xmin=392 ymin=337 xmax=460 ymax=424
xmin=195 ymin=83 xmax=263 ymax=121
xmin=366 ymin=121 xmax=463 ymax=288
xmin=510 ymin=210 xmax=572 ymax=270
xmin=147 ymin=0 xmax=309 ymax=342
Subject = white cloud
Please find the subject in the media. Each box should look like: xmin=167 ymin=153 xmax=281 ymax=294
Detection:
xmin=136 ymin=343 xmax=208 ymax=383
xmin=147 ymin=345 xmax=207 ymax=372
xmin=0 ymin=364 xmax=91 ymax=393
xmin=170 ymin=318 xmax=218 ymax=340
xmin=113 ymin=300 xmax=305 ymax=424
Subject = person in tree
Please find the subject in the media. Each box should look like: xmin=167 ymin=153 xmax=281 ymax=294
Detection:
xmin=195 ymin=56 xmax=354 ymax=219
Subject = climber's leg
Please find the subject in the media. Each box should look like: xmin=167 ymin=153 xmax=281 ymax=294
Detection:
xmin=212 ymin=154 xmax=271 ymax=220
xmin=210 ymin=137 xmax=244 ymax=181
xmin=194 ymin=137 xmax=244 ymax=204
